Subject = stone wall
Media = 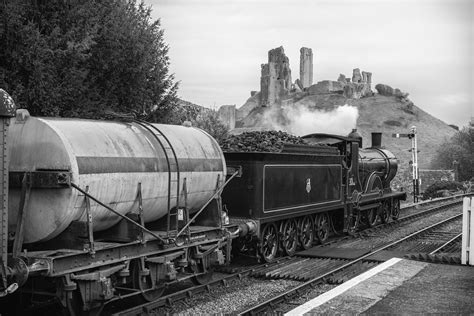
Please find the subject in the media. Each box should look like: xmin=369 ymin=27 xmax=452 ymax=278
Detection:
xmin=217 ymin=105 xmax=236 ymax=129
xmin=306 ymin=68 xmax=372 ymax=99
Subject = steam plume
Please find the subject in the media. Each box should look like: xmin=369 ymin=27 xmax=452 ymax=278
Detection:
xmin=262 ymin=104 xmax=359 ymax=136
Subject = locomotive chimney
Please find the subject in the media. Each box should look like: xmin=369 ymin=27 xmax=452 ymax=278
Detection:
xmin=371 ymin=132 xmax=382 ymax=148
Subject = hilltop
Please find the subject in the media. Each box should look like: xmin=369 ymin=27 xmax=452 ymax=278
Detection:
xmin=216 ymin=46 xmax=458 ymax=190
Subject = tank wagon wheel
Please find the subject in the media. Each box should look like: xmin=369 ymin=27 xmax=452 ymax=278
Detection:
xmin=315 ymin=213 xmax=330 ymax=244
xmin=281 ymin=219 xmax=298 ymax=256
xmin=131 ymin=259 xmax=165 ymax=302
xmin=366 ymin=207 xmax=378 ymax=227
xmin=298 ymin=215 xmax=314 ymax=250
xmin=392 ymin=200 xmax=400 ymax=220
xmin=260 ymin=223 xmax=279 ymax=262
xmin=190 ymin=253 xmax=214 ymax=286
xmin=191 ymin=269 xmax=214 ymax=285
xmin=379 ymin=201 xmax=391 ymax=223
xmin=64 ymin=289 xmax=86 ymax=316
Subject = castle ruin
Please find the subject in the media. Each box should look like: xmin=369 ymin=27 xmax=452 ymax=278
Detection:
xmin=218 ymin=46 xmax=374 ymax=129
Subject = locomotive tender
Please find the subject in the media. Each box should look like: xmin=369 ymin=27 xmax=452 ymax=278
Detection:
xmin=222 ymin=131 xmax=406 ymax=262
xmin=0 ymin=89 xmax=405 ymax=314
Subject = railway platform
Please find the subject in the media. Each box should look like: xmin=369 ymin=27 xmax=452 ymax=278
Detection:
xmin=285 ymin=258 xmax=474 ymax=315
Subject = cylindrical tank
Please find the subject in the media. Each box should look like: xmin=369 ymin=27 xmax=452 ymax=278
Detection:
xmin=9 ymin=113 xmax=226 ymax=243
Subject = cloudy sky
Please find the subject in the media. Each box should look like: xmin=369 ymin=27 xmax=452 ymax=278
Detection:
xmin=147 ymin=0 xmax=473 ymax=128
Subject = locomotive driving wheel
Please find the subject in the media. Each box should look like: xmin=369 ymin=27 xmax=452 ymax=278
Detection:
xmin=131 ymin=259 xmax=165 ymax=302
xmin=392 ymin=200 xmax=400 ymax=220
xmin=379 ymin=201 xmax=391 ymax=223
xmin=366 ymin=207 xmax=378 ymax=227
xmin=298 ymin=215 xmax=314 ymax=250
xmin=315 ymin=213 xmax=330 ymax=244
xmin=260 ymin=223 xmax=279 ymax=262
xmin=281 ymin=219 xmax=298 ymax=256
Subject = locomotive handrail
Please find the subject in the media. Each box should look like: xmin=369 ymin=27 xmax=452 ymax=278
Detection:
xmin=174 ymin=170 xmax=240 ymax=240
xmin=70 ymin=183 xmax=168 ymax=244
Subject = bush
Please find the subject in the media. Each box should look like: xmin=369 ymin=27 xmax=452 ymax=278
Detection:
xmin=422 ymin=180 xmax=464 ymax=200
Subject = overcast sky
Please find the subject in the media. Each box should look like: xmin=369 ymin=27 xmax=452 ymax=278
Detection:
xmin=147 ymin=0 xmax=473 ymax=128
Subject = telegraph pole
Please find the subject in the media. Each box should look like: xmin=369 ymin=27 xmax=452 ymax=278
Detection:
xmin=393 ymin=126 xmax=419 ymax=203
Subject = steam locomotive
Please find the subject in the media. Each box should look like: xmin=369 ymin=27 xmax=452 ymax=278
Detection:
xmin=0 ymin=89 xmax=405 ymax=314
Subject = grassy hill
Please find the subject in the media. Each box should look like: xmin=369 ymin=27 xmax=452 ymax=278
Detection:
xmin=234 ymin=93 xmax=457 ymax=191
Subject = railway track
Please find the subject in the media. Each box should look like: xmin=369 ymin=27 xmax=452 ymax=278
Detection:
xmin=238 ymin=212 xmax=463 ymax=315
xmin=108 ymin=196 xmax=465 ymax=316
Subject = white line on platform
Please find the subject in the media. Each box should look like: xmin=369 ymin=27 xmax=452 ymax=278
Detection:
xmin=285 ymin=257 xmax=403 ymax=316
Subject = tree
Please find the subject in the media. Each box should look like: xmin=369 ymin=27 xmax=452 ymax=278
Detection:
xmin=191 ymin=109 xmax=229 ymax=144
xmin=431 ymin=127 xmax=474 ymax=181
xmin=0 ymin=0 xmax=177 ymax=120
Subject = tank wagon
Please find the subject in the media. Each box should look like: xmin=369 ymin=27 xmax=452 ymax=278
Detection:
xmin=0 ymin=90 xmax=235 ymax=314
xmin=222 ymin=130 xmax=406 ymax=262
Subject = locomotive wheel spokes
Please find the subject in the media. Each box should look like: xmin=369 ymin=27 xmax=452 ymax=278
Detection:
xmin=299 ymin=215 xmax=314 ymax=250
xmin=366 ymin=208 xmax=378 ymax=227
xmin=379 ymin=201 xmax=391 ymax=223
xmin=131 ymin=259 xmax=165 ymax=302
xmin=260 ymin=223 xmax=279 ymax=262
xmin=315 ymin=213 xmax=330 ymax=243
xmin=282 ymin=219 xmax=298 ymax=256
xmin=392 ymin=200 xmax=400 ymax=220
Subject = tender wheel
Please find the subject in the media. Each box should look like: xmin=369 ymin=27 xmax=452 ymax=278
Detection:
xmin=392 ymin=200 xmax=400 ymax=220
xmin=366 ymin=207 xmax=378 ymax=227
xmin=348 ymin=209 xmax=361 ymax=232
xmin=260 ymin=223 xmax=279 ymax=262
xmin=379 ymin=201 xmax=391 ymax=223
xmin=131 ymin=259 xmax=165 ymax=302
xmin=315 ymin=213 xmax=330 ymax=243
xmin=281 ymin=219 xmax=298 ymax=256
xmin=298 ymin=216 xmax=314 ymax=250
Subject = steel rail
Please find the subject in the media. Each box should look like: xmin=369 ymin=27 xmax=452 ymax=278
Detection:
xmin=429 ymin=233 xmax=462 ymax=255
xmin=109 ymin=196 xmax=464 ymax=316
xmin=111 ymin=257 xmax=295 ymax=316
xmin=238 ymin=212 xmax=462 ymax=315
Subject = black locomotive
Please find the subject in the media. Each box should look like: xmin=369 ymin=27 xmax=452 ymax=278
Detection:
xmin=223 ymin=131 xmax=406 ymax=262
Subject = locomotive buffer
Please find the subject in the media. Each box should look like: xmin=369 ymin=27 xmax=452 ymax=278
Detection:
xmin=392 ymin=126 xmax=419 ymax=203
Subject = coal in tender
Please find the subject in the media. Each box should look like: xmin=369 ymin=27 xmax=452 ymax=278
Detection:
xmin=219 ymin=130 xmax=305 ymax=153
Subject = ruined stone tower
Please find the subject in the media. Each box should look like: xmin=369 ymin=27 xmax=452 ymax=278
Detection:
xmin=299 ymin=47 xmax=313 ymax=88
xmin=260 ymin=46 xmax=292 ymax=107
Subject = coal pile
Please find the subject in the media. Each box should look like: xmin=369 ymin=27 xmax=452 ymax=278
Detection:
xmin=219 ymin=131 xmax=305 ymax=152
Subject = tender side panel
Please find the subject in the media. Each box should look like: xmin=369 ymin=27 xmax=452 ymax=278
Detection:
xmin=263 ymin=164 xmax=342 ymax=212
